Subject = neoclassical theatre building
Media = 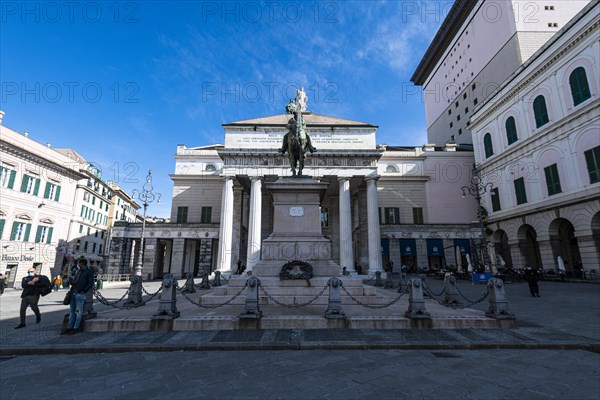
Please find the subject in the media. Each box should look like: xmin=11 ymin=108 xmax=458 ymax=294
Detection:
xmin=108 ymin=111 xmax=482 ymax=279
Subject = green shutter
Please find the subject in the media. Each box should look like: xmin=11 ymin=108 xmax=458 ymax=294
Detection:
xmin=10 ymin=222 xmax=19 ymax=240
xmin=44 ymin=183 xmax=51 ymax=199
xmin=46 ymin=227 xmax=53 ymax=244
xmin=8 ymin=170 xmax=16 ymax=189
xmin=54 ymin=185 xmax=61 ymax=201
xmin=20 ymin=175 xmax=29 ymax=192
xmin=35 ymin=226 xmax=42 ymax=243
xmin=33 ymin=179 xmax=40 ymax=196
xmin=585 ymin=147 xmax=600 ymax=184
xmin=24 ymin=223 xmax=31 ymax=242
xmin=0 ymin=219 xmax=5 ymax=239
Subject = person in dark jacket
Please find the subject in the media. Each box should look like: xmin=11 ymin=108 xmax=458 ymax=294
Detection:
xmin=14 ymin=267 xmax=42 ymax=329
xmin=524 ymin=265 xmax=540 ymax=297
xmin=62 ymin=259 xmax=95 ymax=335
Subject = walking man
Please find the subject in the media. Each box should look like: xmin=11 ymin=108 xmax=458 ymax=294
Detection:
xmin=14 ymin=267 xmax=42 ymax=329
xmin=62 ymin=259 xmax=94 ymax=335
xmin=524 ymin=265 xmax=541 ymax=297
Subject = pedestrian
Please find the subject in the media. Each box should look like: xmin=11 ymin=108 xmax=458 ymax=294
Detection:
xmin=524 ymin=265 xmax=540 ymax=297
xmin=235 ymin=259 xmax=242 ymax=274
xmin=61 ymin=259 xmax=95 ymax=335
xmin=53 ymin=275 xmax=62 ymax=291
xmin=14 ymin=267 xmax=43 ymax=329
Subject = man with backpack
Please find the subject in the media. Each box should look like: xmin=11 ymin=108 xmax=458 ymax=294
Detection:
xmin=14 ymin=267 xmax=44 ymax=329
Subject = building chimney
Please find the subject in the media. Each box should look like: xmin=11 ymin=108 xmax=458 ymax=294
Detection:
xmin=46 ymin=142 xmax=51 ymax=148
xmin=0 ymin=110 xmax=4 ymax=125
xmin=24 ymin=131 xmax=29 ymax=138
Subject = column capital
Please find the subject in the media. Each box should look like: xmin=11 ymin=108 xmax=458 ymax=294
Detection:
xmin=365 ymin=175 xmax=380 ymax=182
xmin=250 ymin=176 xmax=263 ymax=183
xmin=337 ymin=177 xmax=349 ymax=183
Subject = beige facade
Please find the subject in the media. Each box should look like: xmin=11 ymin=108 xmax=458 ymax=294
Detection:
xmin=0 ymin=118 xmax=86 ymax=286
xmin=108 ymin=113 xmax=481 ymax=279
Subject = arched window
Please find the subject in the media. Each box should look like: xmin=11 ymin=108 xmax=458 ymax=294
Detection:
xmin=385 ymin=164 xmax=399 ymax=173
xmin=569 ymin=67 xmax=591 ymax=106
xmin=205 ymin=164 xmax=216 ymax=172
xmin=483 ymin=133 xmax=494 ymax=158
xmin=505 ymin=116 xmax=518 ymax=145
xmin=533 ymin=95 xmax=549 ymax=128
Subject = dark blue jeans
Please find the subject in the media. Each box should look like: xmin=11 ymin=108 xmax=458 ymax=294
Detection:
xmin=68 ymin=292 xmax=86 ymax=329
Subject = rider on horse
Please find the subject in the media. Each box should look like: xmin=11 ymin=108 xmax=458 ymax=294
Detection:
xmin=279 ymin=91 xmax=316 ymax=176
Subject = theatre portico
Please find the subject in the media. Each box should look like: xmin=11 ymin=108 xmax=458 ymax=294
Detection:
xmin=108 ymin=99 xmax=481 ymax=281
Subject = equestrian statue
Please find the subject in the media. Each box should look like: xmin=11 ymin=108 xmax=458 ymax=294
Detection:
xmin=279 ymin=88 xmax=316 ymax=176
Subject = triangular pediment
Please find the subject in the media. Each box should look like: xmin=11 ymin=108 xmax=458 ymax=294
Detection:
xmin=224 ymin=113 xmax=376 ymax=128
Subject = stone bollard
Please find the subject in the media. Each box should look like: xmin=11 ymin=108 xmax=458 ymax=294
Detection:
xmin=181 ymin=274 xmax=196 ymax=294
xmin=198 ymin=272 xmax=211 ymax=290
xmin=124 ymin=274 xmax=143 ymax=306
xmin=325 ymin=277 xmax=346 ymax=319
xmin=486 ymin=278 xmax=515 ymax=319
xmin=383 ymin=273 xmax=394 ymax=289
xmin=240 ymin=276 xmax=262 ymax=319
xmin=213 ymin=271 xmax=222 ymax=287
xmin=405 ymin=278 xmax=431 ymax=319
xmin=153 ymin=274 xmax=180 ymax=319
xmin=442 ymin=274 xmax=462 ymax=307
xmin=84 ymin=289 xmax=97 ymax=319
xmin=374 ymin=271 xmax=383 ymax=287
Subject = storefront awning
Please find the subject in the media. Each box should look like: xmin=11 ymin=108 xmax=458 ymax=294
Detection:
xmin=427 ymin=239 xmax=444 ymax=257
xmin=400 ymin=239 xmax=416 ymax=256
xmin=454 ymin=239 xmax=471 ymax=256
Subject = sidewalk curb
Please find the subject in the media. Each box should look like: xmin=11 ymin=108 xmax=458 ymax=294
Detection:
xmin=2 ymin=341 xmax=598 ymax=356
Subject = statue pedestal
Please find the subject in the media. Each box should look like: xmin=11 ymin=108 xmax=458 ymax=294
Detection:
xmin=252 ymin=177 xmax=341 ymax=277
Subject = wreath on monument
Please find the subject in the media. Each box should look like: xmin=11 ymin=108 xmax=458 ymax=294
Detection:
xmin=279 ymin=260 xmax=314 ymax=280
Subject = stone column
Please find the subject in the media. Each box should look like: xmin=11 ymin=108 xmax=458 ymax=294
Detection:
xmin=231 ymin=184 xmax=244 ymax=267
xmin=574 ymin=231 xmax=599 ymax=272
xmin=366 ymin=176 xmax=383 ymax=275
xmin=170 ymin=238 xmax=186 ymax=279
xmin=537 ymin=237 xmax=555 ymax=270
xmin=246 ymin=177 xmax=262 ymax=272
xmin=338 ymin=177 xmax=354 ymax=272
xmin=216 ymin=176 xmax=234 ymax=274
xmin=508 ymin=239 xmax=524 ymax=269
xmin=142 ymin=238 xmax=159 ymax=280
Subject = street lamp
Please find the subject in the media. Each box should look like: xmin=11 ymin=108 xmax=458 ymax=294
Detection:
xmin=132 ymin=170 xmax=161 ymax=277
xmin=461 ymin=164 xmax=493 ymax=271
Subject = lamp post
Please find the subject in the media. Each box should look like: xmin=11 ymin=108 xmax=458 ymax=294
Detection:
xmin=461 ymin=164 xmax=493 ymax=271
xmin=132 ymin=170 xmax=161 ymax=277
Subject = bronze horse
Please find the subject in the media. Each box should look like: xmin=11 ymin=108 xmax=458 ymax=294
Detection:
xmin=279 ymin=102 xmax=316 ymax=176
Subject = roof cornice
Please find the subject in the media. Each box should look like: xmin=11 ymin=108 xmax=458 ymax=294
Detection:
xmin=411 ymin=1 xmax=477 ymax=85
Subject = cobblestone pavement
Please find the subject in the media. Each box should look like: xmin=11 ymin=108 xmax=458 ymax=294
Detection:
xmin=0 ymin=278 xmax=599 ymax=399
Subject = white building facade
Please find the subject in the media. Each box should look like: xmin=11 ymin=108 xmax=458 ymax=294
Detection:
xmin=411 ymin=0 xmax=590 ymax=146
xmin=470 ymin=2 xmax=600 ymax=273
xmin=108 ymin=113 xmax=482 ymax=279
xmin=0 ymin=115 xmax=86 ymax=286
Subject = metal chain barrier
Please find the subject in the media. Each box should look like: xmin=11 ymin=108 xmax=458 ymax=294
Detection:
xmin=340 ymin=283 xmax=408 ymax=309
xmin=259 ymin=285 xmax=328 ymax=308
xmin=93 ymin=285 xmax=163 ymax=309
xmin=362 ymin=275 xmax=375 ymax=284
xmin=92 ymin=287 xmax=131 ymax=309
xmin=455 ymin=285 xmax=490 ymax=308
xmin=177 ymin=281 xmax=248 ymax=309
xmin=422 ymin=280 xmax=446 ymax=298
xmin=142 ymin=284 xmax=163 ymax=297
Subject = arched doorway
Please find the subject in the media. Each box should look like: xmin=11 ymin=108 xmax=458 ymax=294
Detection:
xmin=493 ymin=230 xmax=513 ymax=269
xmin=517 ymin=225 xmax=542 ymax=268
xmin=549 ymin=218 xmax=581 ymax=274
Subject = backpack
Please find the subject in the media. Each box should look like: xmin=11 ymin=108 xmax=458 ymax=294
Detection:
xmin=37 ymin=275 xmax=53 ymax=296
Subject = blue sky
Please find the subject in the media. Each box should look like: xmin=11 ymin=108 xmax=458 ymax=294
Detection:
xmin=1 ymin=1 xmax=452 ymax=217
